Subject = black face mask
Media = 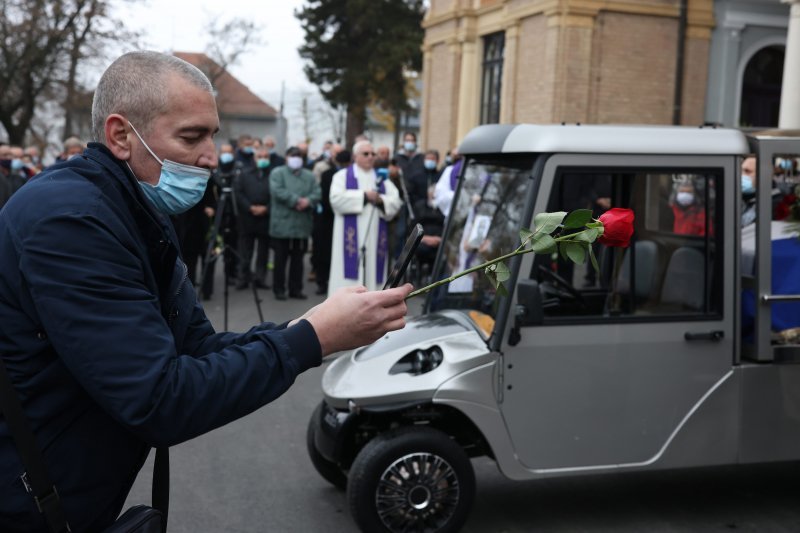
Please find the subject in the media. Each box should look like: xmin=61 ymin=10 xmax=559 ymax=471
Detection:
xmin=0 ymin=159 xmax=11 ymax=170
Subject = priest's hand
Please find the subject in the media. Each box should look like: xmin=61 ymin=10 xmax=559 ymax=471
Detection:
xmin=305 ymin=284 xmax=413 ymax=356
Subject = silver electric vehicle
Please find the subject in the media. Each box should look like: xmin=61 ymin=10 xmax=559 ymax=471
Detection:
xmin=307 ymin=124 xmax=800 ymax=533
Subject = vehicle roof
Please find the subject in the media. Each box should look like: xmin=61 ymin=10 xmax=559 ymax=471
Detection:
xmin=459 ymin=124 xmax=752 ymax=156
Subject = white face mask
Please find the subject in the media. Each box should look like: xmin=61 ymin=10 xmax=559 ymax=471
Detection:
xmin=287 ymin=156 xmax=304 ymax=170
xmin=676 ymin=191 xmax=694 ymax=207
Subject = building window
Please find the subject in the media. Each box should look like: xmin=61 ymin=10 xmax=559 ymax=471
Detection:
xmin=739 ymin=45 xmax=785 ymax=128
xmin=480 ymin=32 xmax=505 ymax=125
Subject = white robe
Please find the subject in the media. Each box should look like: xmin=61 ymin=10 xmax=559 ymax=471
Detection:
xmin=328 ymin=166 xmax=402 ymax=294
xmin=434 ymin=164 xmax=457 ymax=217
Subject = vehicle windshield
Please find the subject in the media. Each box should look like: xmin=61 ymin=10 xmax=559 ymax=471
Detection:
xmin=428 ymin=156 xmax=535 ymax=317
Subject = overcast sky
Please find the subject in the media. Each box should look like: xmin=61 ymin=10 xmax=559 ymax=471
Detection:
xmin=113 ymin=0 xmax=334 ymax=150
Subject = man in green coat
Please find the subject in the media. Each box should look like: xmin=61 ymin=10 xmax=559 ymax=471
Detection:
xmin=269 ymin=146 xmax=321 ymax=300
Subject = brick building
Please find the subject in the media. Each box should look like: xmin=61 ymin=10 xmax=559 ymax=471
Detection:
xmin=420 ymin=0 xmax=791 ymax=155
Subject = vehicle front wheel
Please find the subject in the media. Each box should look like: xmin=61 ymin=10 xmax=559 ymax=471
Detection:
xmin=306 ymin=402 xmax=348 ymax=490
xmin=347 ymin=426 xmax=475 ymax=533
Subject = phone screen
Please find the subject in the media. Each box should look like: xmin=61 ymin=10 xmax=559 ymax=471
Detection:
xmin=383 ymin=224 xmax=424 ymax=289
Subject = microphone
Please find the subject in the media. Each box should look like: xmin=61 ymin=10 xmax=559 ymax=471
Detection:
xmin=376 ymin=167 xmax=389 ymax=185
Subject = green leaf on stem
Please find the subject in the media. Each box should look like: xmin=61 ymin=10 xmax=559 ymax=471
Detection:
xmin=563 ymin=209 xmax=594 ymax=229
xmin=558 ymin=241 xmax=570 ymax=262
xmin=589 ymin=245 xmax=600 ymax=274
xmin=519 ymin=228 xmax=534 ymax=246
xmin=496 ymin=282 xmax=508 ymax=297
xmin=532 ymin=233 xmax=556 ymax=254
xmin=494 ymin=261 xmax=510 ymax=282
xmin=563 ymin=242 xmax=586 ymax=264
xmin=573 ymin=227 xmax=599 ymax=243
xmin=534 ymin=211 xmax=567 ymax=235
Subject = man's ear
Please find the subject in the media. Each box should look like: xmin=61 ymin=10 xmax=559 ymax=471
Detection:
xmin=105 ymin=114 xmax=131 ymax=161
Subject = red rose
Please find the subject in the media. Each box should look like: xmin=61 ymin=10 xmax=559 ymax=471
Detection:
xmin=775 ymin=194 xmax=797 ymax=220
xmin=598 ymin=208 xmax=635 ymax=248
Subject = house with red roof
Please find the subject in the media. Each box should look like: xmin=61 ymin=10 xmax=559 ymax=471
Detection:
xmin=173 ymin=52 xmax=287 ymax=150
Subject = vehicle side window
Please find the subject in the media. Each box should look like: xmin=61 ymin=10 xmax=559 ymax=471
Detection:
xmin=530 ymin=168 xmax=723 ymax=323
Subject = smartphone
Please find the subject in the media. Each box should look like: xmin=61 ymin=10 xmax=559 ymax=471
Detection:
xmin=383 ymin=224 xmax=424 ymax=289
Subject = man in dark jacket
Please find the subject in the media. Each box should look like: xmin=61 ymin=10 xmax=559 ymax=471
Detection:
xmin=0 ymin=50 xmax=411 ymax=532
xmin=233 ymin=135 xmax=271 ymax=290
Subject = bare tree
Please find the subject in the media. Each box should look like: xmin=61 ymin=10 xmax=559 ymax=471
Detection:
xmin=203 ymin=16 xmax=262 ymax=107
xmin=0 ymin=0 xmax=142 ymax=145
xmin=62 ymin=0 xmax=141 ymax=139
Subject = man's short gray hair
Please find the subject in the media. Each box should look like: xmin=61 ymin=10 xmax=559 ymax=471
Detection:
xmin=352 ymin=140 xmax=372 ymax=155
xmin=91 ymin=51 xmax=213 ymax=143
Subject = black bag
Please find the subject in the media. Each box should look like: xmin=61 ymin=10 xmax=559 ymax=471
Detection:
xmin=0 ymin=357 xmax=169 ymax=533
xmin=104 ymin=506 xmax=162 ymax=533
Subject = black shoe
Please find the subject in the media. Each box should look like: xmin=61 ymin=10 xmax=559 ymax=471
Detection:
xmin=315 ymin=285 xmax=327 ymax=295
xmin=235 ymin=280 xmax=249 ymax=290
xmin=289 ymin=292 xmax=308 ymax=300
xmin=254 ymin=280 xmax=271 ymax=290
xmin=275 ymin=292 xmax=287 ymax=301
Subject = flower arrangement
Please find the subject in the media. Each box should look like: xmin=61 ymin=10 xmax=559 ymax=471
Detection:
xmin=407 ymin=207 xmax=635 ymax=299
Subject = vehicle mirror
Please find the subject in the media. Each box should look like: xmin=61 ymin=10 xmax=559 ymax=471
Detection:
xmin=516 ymin=279 xmax=543 ymax=326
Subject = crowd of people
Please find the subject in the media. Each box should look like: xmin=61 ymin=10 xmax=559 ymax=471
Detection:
xmin=160 ymin=130 xmax=463 ymax=301
xmin=1 ymin=129 xmax=466 ymax=303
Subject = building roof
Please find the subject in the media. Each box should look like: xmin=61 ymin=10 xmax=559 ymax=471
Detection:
xmin=459 ymin=124 xmax=752 ymax=156
xmin=173 ymin=51 xmax=278 ymax=120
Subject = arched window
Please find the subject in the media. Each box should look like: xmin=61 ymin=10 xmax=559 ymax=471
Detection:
xmin=739 ymin=45 xmax=785 ymax=128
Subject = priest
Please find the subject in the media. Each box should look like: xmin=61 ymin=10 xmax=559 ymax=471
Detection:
xmin=329 ymin=140 xmax=402 ymax=294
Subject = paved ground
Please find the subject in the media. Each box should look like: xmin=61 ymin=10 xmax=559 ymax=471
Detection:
xmin=124 ymin=260 xmax=800 ymax=532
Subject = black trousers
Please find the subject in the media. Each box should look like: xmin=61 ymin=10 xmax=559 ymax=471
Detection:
xmin=272 ymin=237 xmax=308 ymax=295
xmin=238 ymin=231 xmax=270 ymax=283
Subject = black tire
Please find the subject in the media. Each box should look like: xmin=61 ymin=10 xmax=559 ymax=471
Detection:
xmin=347 ymin=426 xmax=475 ymax=533
xmin=306 ymin=402 xmax=348 ymax=490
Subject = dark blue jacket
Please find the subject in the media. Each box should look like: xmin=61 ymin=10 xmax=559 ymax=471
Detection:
xmin=0 ymin=144 xmax=321 ymax=531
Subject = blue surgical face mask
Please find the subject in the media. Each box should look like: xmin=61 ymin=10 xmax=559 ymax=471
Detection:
xmin=241 ymin=146 xmax=254 ymax=155
xmin=424 ymin=159 xmax=437 ymax=170
xmin=403 ymin=141 xmax=416 ymax=153
xmin=742 ymin=174 xmax=755 ymax=195
xmin=128 ymin=122 xmax=211 ymax=215
xmin=219 ymin=152 xmax=234 ymax=165
xmin=11 ymin=158 xmax=24 ymax=171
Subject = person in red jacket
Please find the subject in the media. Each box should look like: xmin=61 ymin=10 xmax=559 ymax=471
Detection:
xmin=671 ymin=180 xmax=708 ymax=236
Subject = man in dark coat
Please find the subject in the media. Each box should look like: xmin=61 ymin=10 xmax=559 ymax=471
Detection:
xmin=313 ymin=148 xmax=349 ymax=295
xmin=0 ymin=50 xmax=412 ymax=532
xmin=233 ymin=136 xmax=271 ymax=290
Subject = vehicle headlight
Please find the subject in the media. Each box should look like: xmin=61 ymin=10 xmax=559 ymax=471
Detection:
xmin=389 ymin=346 xmax=443 ymax=376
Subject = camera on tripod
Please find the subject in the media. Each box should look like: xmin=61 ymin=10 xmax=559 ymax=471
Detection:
xmin=215 ymin=169 xmax=236 ymax=195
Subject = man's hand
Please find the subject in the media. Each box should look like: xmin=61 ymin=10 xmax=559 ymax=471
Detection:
xmin=421 ymin=235 xmax=441 ymax=247
xmin=295 ymin=197 xmax=310 ymax=211
xmin=250 ymin=205 xmax=268 ymax=216
xmin=364 ymin=190 xmax=381 ymax=205
xmin=305 ymin=284 xmax=413 ymax=356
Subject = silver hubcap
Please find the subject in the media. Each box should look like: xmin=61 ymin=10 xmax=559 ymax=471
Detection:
xmin=375 ymin=452 xmax=460 ymax=532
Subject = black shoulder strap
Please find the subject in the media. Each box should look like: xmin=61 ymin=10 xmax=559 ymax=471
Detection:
xmin=0 ymin=356 xmax=169 ymax=532
xmin=0 ymin=357 xmax=70 ymax=532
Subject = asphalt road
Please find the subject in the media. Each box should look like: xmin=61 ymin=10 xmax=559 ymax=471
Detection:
xmin=125 ymin=261 xmax=800 ymax=532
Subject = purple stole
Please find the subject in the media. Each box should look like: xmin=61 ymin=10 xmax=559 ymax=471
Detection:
xmin=343 ymin=165 xmax=388 ymax=284
xmin=449 ymin=159 xmax=463 ymax=190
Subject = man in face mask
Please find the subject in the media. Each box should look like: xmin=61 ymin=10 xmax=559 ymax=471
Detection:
xmin=233 ymin=134 xmax=272 ymax=291
xmin=0 ymin=50 xmax=411 ymax=531
xmin=395 ymin=131 xmax=425 ymax=181
xmin=741 ymin=156 xmax=758 ymax=226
